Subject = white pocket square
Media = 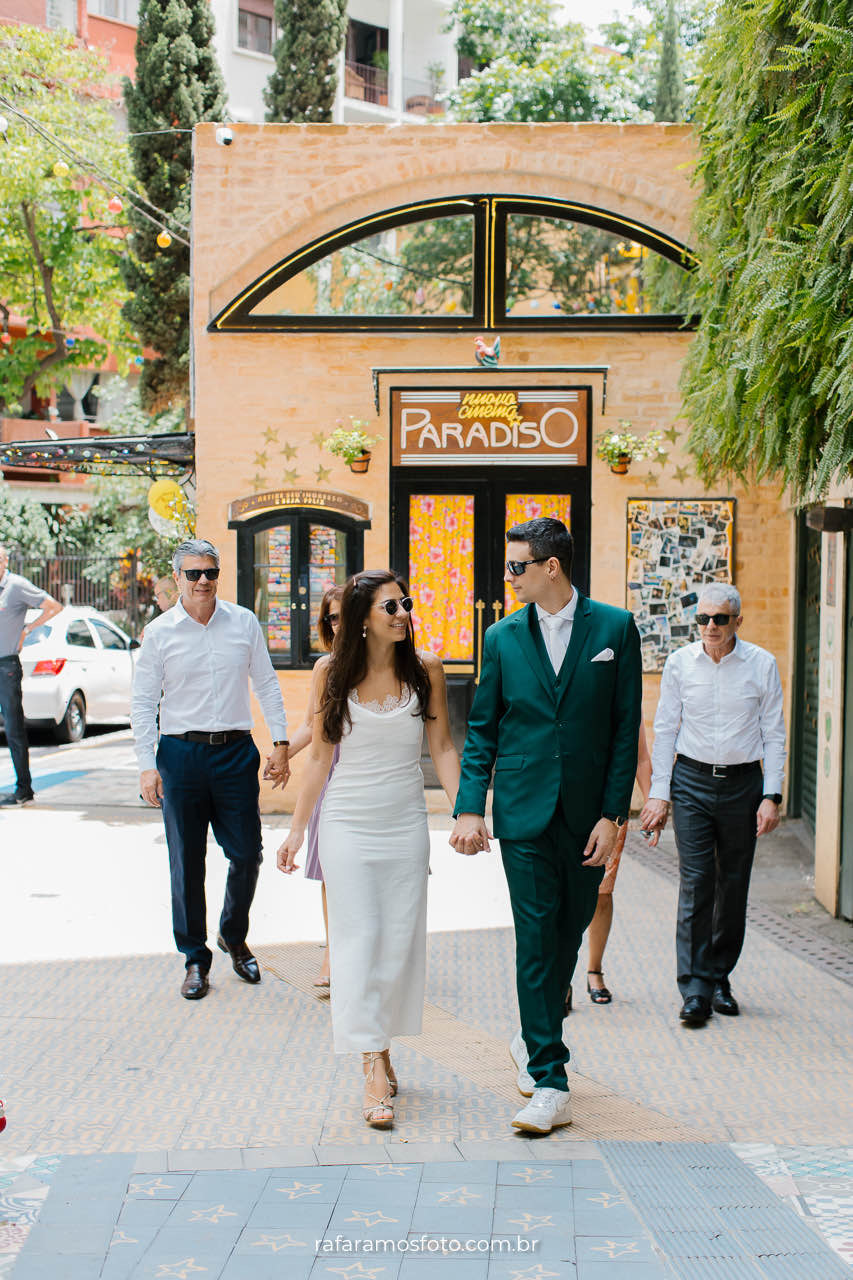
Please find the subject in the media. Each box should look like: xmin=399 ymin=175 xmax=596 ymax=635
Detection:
xmin=591 ymin=648 xmax=615 ymax=663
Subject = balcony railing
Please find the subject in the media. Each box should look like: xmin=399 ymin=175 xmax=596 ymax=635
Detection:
xmin=343 ymin=60 xmax=389 ymax=106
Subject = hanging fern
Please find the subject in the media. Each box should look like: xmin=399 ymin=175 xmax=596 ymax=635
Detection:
xmin=683 ymin=0 xmax=853 ymax=501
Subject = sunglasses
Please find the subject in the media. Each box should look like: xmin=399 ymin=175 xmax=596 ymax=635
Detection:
xmin=182 ymin=567 xmax=220 ymax=582
xmin=327 ymin=612 xmax=341 ymax=626
xmin=506 ymin=558 xmax=548 ymax=576
xmin=375 ymin=597 xmax=414 ymax=616
xmin=696 ymin=612 xmax=735 ymax=626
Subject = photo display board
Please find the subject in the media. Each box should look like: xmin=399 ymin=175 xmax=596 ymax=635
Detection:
xmin=626 ymin=498 xmax=736 ymax=673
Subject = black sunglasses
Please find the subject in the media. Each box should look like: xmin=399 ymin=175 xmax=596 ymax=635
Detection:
xmin=182 ymin=567 xmax=220 ymax=582
xmin=376 ymin=597 xmax=414 ymax=616
xmin=696 ymin=612 xmax=735 ymax=626
xmin=506 ymin=558 xmax=548 ymax=576
xmin=327 ymin=612 xmax=341 ymax=626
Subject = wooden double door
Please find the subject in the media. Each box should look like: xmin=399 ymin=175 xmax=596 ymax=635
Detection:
xmin=391 ymin=467 xmax=590 ymax=777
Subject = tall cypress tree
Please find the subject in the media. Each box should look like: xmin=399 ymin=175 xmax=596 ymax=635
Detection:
xmin=122 ymin=0 xmax=227 ymax=410
xmin=654 ymin=0 xmax=684 ymax=122
xmin=265 ymin=0 xmax=348 ymax=122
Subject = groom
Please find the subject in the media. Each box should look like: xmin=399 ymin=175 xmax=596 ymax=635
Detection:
xmin=450 ymin=517 xmax=642 ymax=1133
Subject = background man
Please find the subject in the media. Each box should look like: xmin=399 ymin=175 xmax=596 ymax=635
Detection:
xmin=131 ymin=538 xmax=290 ymax=1000
xmin=451 ymin=518 xmax=642 ymax=1134
xmin=641 ymin=582 xmax=786 ymax=1027
xmin=0 ymin=544 xmax=62 ymax=806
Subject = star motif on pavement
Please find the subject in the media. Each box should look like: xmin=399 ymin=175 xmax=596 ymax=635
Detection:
xmin=280 ymin=440 xmax=298 ymax=459
xmin=505 ymin=1266 xmax=560 ymax=1280
xmin=673 ymin=464 xmax=690 ymax=483
xmin=263 ymin=426 xmax=279 ymax=444
xmin=187 ymin=1204 xmax=238 ymax=1224
xmin=361 ymin=1164 xmax=409 ymax=1176
xmin=275 ymin=1180 xmax=324 ymax=1199
xmin=250 ymin=1232 xmax=308 ymax=1251
xmin=154 ymin=1261 xmax=207 ymax=1279
xmin=590 ymin=1240 xmax=642 ymax=1258
xmin=664 ymin=424 xmax=681 ymax=444
xmin=586 ymin=1190 xmax=623 ymax=1208
xmin=128 ymin=1178 xmax=178 ymax=1197
xmin=315 ymin=464 xmax=332 ymax=483
xmin=325 ymin=1264 xmax=388 ymax=1279
xmin=110 ymin=1230 xmax=139 ymax=1246
xmin=253 ymin=450 xmax=269 ymax=468
xmin=311 ymin=430 xmax=328 ymax=449
xmin=282 ymin=468 xmax=300 ymax=484
xmin=508 ymin=1212 xmax=555 ymax=1232
xmin=436 ymin=1186 xmax=483 ymax=1205
xmin=510 ymin=1167 xmax=555 ymax=1183
xmin=344 ymin=1208 xmax=398 ymax=1226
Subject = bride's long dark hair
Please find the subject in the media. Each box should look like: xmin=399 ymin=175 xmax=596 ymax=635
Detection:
xmin=321 ymin=569 xmax=433 ymax=743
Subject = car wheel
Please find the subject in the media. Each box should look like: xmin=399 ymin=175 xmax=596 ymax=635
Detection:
xmin=55 ymin=691 xmax=86 ymax=743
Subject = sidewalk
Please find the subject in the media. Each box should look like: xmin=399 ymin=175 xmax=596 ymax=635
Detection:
xmin=1 ymin=747 xmax=852 ymax=1276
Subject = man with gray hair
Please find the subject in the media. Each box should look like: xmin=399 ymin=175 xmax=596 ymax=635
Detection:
xmin=641 ymin=582 xmax=786 ymax=1027
xmin=132 ymin=538 xmax=290 ymax=999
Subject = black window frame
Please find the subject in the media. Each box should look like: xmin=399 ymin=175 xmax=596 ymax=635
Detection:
xmin=232 ymin=508 xmax=368 ymax=670
xmin=209 ymin=194 xmax=697 ymax=335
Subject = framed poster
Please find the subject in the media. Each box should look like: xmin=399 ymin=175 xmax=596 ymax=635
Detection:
xmin=626 ymin=497 xmax=736 ymax=673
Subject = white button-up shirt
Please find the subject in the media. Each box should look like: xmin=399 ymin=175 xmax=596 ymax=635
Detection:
xmin=649 ymin=637 xmax=786 ymax=801
xmin=131 ymin=598 xmax=287 ymax=772
xmin=536 ymin=589 xmax=579 ymax=674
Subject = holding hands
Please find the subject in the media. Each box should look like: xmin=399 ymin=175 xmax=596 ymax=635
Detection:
xmin=263 ymin=743 xmax=291 ymax=790
xmin=449 ymin=813 xmax=492 ymax=856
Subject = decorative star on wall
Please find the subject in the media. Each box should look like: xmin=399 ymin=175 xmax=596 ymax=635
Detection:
xmin=253 ymin=451 xmax=269 ymax=468
xmin=639 ymin=470 xmax=661 ymax=489
xmin=311 ymin=430 xmax=327 ymax=449
xmin=674 ymin=465 xmax=691 ymax=483
xmin=282 ymin=468 xmax=300 ymax=485
xmin=664 ymin=425 xmax=681 ymax=445
xmin=263 ymin=426 xmax=278 ymax=444
xmin=251 ymin=472 xmax=267 ymax=490
xmin=280 ymin=441 xmax=298 ymax=460
xmin=315 ymin=464 xmax=331 ymax=483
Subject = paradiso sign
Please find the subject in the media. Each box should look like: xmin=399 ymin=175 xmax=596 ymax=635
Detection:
xmin=390 ymin=387 xmax=590 ymax=467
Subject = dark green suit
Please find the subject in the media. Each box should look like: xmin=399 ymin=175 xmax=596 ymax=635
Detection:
xmin=455 ymin=593 xmax=642 ymax=1089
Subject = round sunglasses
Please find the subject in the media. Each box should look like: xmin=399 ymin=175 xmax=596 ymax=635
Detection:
xmin=374 ymin=596 xmax=414 ymax=616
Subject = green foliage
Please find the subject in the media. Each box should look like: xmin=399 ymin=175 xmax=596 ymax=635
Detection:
xmin=600 ymin=0 xmax=713 ymax=119
xmin=0 ymin=480 xmax=55 ymax=557
xmin=595 ymin=424 xmax=668 ymax=466
xmin=122 ymin=0 xmax=227 ymax=412
xmin=447 ymin=0 xmax=558 ymax=67
xmin=325 ymin=421 xmax=381 ymax=465
xmin=683 ymin=0 xmax=853 ymax=500
xmin=265 ymin=0 xmax=348 ymax=122
xmin=654 ymin=0 xmax=686 ymax=120
xmin=0 ymin=26 xmax=136 ymax=416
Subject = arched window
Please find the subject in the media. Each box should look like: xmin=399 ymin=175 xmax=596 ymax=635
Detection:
xmin=210 ymin=195 xmax=696 ymax=333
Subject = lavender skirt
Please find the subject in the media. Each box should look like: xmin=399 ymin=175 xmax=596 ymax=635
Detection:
xmin=303 ymin=744 xmax=340 ymax=881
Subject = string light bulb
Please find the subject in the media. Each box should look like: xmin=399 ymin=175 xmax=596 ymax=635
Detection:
xmin=108 ymin=196 xmax=123 ymax=214
xmin=52 ymin=160 xmax=69 ymax=178
xmin=156 ymin=230 xmax=172 ymax=249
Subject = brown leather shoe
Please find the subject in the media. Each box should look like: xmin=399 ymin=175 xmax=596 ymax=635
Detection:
xmin=217 ymin=935 xmax=261 ymax=984
xmin=180 ymin=963 xmax=209 ymax=1000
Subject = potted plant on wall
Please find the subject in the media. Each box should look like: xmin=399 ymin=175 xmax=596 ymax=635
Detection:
xmin=325 ymin=419 xmax=382 ymax=473
xmin=595 ymin=422 xmax=667 ymax=474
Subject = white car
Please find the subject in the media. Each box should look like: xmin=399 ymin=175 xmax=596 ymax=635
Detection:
xmin=0 ymin=606 xmax=140 ymax=743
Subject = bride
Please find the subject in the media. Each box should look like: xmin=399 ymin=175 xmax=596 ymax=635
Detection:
xmin=277 ymin=570 xmax=461 ymax=1128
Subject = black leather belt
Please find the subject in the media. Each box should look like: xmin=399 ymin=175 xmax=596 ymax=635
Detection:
xmin=677 ymin=754 xmax=761 ymax=779
xmin=168 ymin=730 xmax=252 ymax=746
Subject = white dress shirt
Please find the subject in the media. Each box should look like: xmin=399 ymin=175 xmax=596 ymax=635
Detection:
xmin=131 ymin=598 xmax=288 ymax=772
xmin=649 ymin=636 xmax=786 ymax=801
xmin=536 ymin=589 xmax=579 ymax=674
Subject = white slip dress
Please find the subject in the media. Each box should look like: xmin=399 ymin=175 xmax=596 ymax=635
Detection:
xmin=318 ymin=686 xmax=430 ymax=1053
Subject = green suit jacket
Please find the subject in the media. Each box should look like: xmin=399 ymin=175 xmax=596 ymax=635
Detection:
xmin=454 ymin=593 xmax=642 ymax=842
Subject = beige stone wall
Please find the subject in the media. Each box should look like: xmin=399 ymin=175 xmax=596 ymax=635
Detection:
xmin=191 ymin=123 xmax=796 ymax=815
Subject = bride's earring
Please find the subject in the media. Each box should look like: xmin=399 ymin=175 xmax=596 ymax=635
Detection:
xmin=362 ymin=626 xmax=367 ymax=638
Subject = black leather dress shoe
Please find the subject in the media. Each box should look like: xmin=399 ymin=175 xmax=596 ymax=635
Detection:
xmin=180 ymin=963 xmax=209 ymax=1000
xmin=712 ymin=979 xmax=739 ymax=1016
xmin=217 ymin=935 xmax=261 ymax=984
xmin=679 ymin=995 xmax=711 ymax=1026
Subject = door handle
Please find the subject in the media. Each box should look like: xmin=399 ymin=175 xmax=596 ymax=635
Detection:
xmin=474 ymin=599 xmax=485 ymax=684
xmin=491 ymin=599 xmax=503 ymax=625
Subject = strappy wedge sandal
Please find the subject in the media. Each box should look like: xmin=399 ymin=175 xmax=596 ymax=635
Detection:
xmin=362 ymin=1052 xmax=394 ymax=1128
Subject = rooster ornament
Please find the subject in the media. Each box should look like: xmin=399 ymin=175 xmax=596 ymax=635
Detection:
xmin=474 ymin=334 xmax=501 ymax=368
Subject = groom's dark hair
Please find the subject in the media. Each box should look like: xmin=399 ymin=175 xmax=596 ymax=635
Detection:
xmin=506 ymin=517 xmax=573 ymax=582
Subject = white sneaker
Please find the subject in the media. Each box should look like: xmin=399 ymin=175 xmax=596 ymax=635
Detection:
xmin=512 ymin=1087 xmax=573 ymax=1134
xmin=509 ymin=1031 xmax=537 ymax=1097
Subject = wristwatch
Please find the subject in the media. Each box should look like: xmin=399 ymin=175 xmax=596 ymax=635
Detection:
xmin=763 ymin=793 xmax=782 ymax=805
xmin=602 ymin=812 xmax=627 ymax=828
xmin=272 ymin=739 xmax=289 ymax=747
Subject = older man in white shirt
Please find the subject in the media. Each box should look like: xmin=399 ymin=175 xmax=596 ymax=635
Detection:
xmin=641 ymin=582 xmax=786 ymax=1027
xmin=132 ymin=538 xmax=290 ymax=1000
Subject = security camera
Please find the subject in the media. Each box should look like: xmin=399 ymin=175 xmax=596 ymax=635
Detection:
xmin=215 ymin=126 xmax=233 ymax=147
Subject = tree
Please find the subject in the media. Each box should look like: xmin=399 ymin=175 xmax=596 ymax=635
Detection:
xmin=654 ymin=0 xmax=685 ymax=121
xmin=0 ymin=481 xmax=55 ymax=558
xmin=0 ymin=26 xmax=136 ymax=417
xmin=600 ymin=0 xmax=713 ymax=120
xmin=122 ymin=0 xmax=227 ymax=412
xmin=449 ymin=0 xmax=557 ymax=67
xmin=682 ymin=0 xmax=853 ymax=500
xmin=265 ymin=0 xmax=348 ymax=123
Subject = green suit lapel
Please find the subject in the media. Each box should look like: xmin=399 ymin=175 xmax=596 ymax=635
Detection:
xmin=512 ymin=604 xmax=555 ymax=702
xmin=555 ymin=592 xmax=592 ymax=707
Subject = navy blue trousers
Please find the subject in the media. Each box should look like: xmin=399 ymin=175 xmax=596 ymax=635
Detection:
xmin=671 ymin=758 xmax=764 ymax=1000
xmin=0 ymin=655 xmax=32 ymax=797
xmin=157 ymin=734 xmax=263 ymax=970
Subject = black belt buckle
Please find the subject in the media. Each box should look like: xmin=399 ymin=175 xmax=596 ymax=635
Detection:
xmin=209 ymin=731 xmax=226 ymax=745
xmin=712 ymin=764 xmax=727 ymax=778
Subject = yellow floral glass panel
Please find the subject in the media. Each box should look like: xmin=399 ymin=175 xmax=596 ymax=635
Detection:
xmin=504 ymin=494 xmax=572 ymax=615
xmin=409 ymin=494 xmax=475 ymax=659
